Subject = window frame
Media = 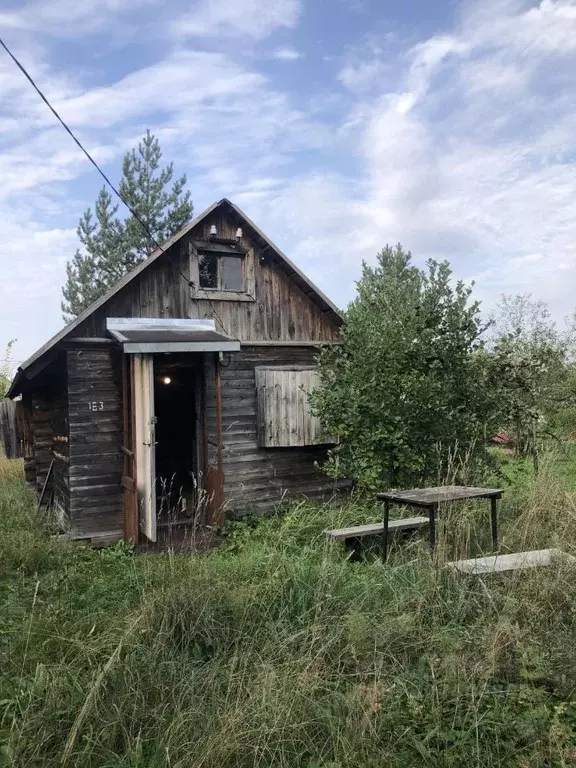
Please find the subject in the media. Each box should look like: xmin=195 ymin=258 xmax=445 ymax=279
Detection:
xmin=189 ymin=242 xmax=256 ymax=302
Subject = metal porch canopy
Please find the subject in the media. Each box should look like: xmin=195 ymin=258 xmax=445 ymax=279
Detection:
xmin=106 ymin=318 xmax=240 ymax=353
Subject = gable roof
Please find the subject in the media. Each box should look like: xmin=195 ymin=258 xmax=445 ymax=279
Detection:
xmin=8 ymin=199 xmax=342 ymax=397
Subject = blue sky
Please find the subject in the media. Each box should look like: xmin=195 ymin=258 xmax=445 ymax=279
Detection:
xmin=1 ymin=0 xmax=576 ymax=365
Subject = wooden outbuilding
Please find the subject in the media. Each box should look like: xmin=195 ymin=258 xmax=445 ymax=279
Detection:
xmin=7 ymin=199 xmax=344 ymax=543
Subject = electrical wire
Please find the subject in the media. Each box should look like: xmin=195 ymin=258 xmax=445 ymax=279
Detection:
xmin=0 ymin=35 xmax=228 ymax=331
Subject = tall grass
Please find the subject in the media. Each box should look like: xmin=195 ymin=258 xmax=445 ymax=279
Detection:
xmin=0 ymin=455 xmax=24 ymax=483
xmin=2 ymin=451 xmax=576 ymax=766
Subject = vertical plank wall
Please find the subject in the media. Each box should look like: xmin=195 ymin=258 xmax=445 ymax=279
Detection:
xmin=75 ymin=231 xmax=340 ymax=344
xmin=255 ymin=367 xmax=326 ymax=447
xmin=0 ymin=401 xmax=18 ymax=459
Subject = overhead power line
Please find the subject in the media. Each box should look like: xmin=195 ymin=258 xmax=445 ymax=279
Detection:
xmin=0 ymin=37 xmax=179 ymax=262
xmin=0 ymin=36 xmax=227 ymax=316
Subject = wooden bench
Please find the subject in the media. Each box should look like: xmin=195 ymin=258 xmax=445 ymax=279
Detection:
xmin=326 ymin=517 xmax=429 ymax=542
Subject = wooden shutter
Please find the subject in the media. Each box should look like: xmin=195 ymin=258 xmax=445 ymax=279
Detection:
xmin=255 ymin=366 xmax=328 ymax=447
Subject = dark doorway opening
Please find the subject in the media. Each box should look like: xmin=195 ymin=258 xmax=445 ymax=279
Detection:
xmin=153 ymin=355 xmax=201 ymax=524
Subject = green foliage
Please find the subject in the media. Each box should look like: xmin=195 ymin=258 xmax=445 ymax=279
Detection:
xmin=548 ymin=364 xmax=576 ymax=439
xmin=119 ymin=131 xmax=193 ymax=264
xmin=61 ymin=130 xmax=193 ymax=321
xmin=0 ymin=340 xmax=15 ymax=398
xmin=487 ymin=295 xmax=575 ymax=460
xmin=312 ymin=245 xmax=497 ymax=491
xmin=3 ymin=452 xmax=576 ymax=765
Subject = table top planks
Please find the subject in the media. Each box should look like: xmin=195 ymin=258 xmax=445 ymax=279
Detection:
xmin=377 ymin=485 xmax=503 ymax=507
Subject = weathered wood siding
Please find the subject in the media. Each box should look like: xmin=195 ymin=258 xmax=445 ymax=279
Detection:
xmin=67 ymin=347 xmax=123 ymax=535
xmin=31 ymin=206 xmax=342 ymax=536
xmin=28 ymin=356 xmax=69 ymax=516
xmin=73 ymin=211 xmax=340 ymax=343
xmin=255 ymin=367 xmax=327 ymax=447
xmin=0 ymin=400 xmax=18 ymax=459
xmin=206 ymin=346 xmax=346 ymax=515
xmin=17 ymin=395 xmax=35 ymax=487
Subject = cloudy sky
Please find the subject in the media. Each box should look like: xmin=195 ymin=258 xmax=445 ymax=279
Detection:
xmin=1 ymin=0 xmax=576 ymax=364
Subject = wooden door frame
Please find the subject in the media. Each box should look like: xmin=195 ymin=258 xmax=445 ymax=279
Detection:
xmin=134 ymin=354 xmax=156 ymax=542
xmin=122 ymin=354 xmax=157 ymax=543
xmin=123 ymin=351 xmax=210 ymax=540
xmin=205 ymin=352 xmax=224 ymax=526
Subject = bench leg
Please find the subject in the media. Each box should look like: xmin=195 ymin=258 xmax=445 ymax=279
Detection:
xmin=344 ymin=537 xmax=363 ymax=562
xmin=491 ymin=496 xmax=498 ymax=550
xmin=428 ymin=504 xmax=437 ymax=552
xmin=382 ymin=499 xmax=390 ymax=563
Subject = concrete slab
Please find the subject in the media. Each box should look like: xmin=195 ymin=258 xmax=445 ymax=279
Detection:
xmin=446 ymin=548 xmax=576 ymax=575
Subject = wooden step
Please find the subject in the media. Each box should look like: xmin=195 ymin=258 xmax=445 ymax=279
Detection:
xmin=446 ymin=548 xmax=576 ymax=575
xmin=325 ymin=516 xmax=429 ymax=541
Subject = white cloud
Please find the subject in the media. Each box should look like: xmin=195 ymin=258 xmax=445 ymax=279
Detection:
xmin=174 ymin=0 xmax=301 ymax=40
xmin=0 ymin=0 xmax=160 ymax=36
xmin=0 ymin=213 xmax=77 ymax=365
xmin=272 ymin=47 xmax=302 ymax=61
xmin=250 ymin=0 xmax=576 ymax=322
xmin=396 ymin=35 xmax=469 ymax=113
xmin=5 ymin=0 xmax=576 ymax=363
xmin=50 ymin=51 xmax=267 ymax=130
xmin=0 ymin=2 xmax=320 ymax=359
xmin=338 ymin=59 xmax=385 ymax=92
xmin=337 ymin=37 xmax=392 ymax=93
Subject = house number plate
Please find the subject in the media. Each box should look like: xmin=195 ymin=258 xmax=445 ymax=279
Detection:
xmin=88 ymin=401 xmax=105 ymax=411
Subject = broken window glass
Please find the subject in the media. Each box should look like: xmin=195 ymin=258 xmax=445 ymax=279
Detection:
xmin=198 ymin=253 xmax=218 ymax=289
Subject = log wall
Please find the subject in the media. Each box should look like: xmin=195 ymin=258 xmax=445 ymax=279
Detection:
xmin=23 ymin=205 xmax=343 ymax=538
xmin=28 ymin=356 xmax=69 ymax=517
xmin=18 ymin=394 xmax=36 ymax=488
xmin=206 ymin=346 xmax=347 ymax=516
xmin=67 ymin=346 xmax=123 ymax=535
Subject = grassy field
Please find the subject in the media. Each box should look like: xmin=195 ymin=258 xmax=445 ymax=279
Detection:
xmin=2 ymin=450 xmax=576 ymax=766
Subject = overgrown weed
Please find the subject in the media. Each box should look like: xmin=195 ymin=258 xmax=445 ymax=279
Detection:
xmin=2 ymin=452 xmax=576 ymax=765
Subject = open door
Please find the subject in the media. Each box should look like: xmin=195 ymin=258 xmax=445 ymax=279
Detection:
xmin=133 ymin=354 xmax=156 ymax=542
xmin=112 ymin=318 xmax=241 ymax=541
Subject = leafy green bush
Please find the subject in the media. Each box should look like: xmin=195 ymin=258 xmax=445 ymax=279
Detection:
xmin=312 ymin=246 xmax=500 ymax=491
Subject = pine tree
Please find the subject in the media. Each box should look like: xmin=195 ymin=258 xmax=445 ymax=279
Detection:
xmin=61 ymin=130 xmax=193 ymax=321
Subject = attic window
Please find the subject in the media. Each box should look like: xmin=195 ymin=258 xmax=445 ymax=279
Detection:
xmin=198 ymin=252 xmax=244 ymax=292
xmin=190 ymin=240 xmax=255 ymax=302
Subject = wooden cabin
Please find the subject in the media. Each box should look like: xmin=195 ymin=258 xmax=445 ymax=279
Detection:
xmin=7 ymin=199 xmax=344 ymax=543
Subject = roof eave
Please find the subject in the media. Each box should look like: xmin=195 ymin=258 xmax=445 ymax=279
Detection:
xmin=6 ymin=368 xmax=25 ymax=399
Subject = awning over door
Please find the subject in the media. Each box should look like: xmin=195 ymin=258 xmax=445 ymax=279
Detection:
xmin=107 ymin=318 xmax=240 ymax=353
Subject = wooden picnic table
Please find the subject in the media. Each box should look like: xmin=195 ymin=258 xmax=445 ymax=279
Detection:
xmin=376 ymin=485 xmax=503 ymax=563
